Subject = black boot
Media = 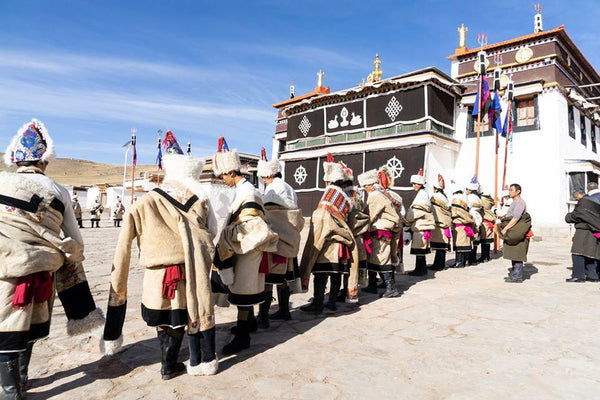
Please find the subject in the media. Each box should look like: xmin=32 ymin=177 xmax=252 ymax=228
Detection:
xmin=361 ymin=271 xmax=379 ymax=293
xmin=408 ymin=256 xmax=428 ymax=276
xmin=256 ymin=291 xmax=272 ymax=329
xmin=428 ymin=250 xmax=445 ymax=271
xmin=230 ymin=306 xmax=257 ymax=334
xmin=478 ymin=244 xmax=490 ymax=263
xmin=453 ymin=252 xmax=464 ymax=268
xmin=269 ymin=285 xmax=291 ymax=320
xmin=380 ymin=272 xmax=399 ymax=298
xmin=157 ymin=328 xmax=185 ymax=380
xmin=18 ymin=343 xmax=33 ymax=392
xmin=325 ymin=274 xmax=341 ymax=311
xmin=188 ymin=328 xmax=218 ymax=376
xmin=222 ymin=319 xmax=251 ymax=356
xmin=300 ymin=274 xmax=326 ymax=314
xmin=336 ymin=275 xmax=349 ymax=302
xmin=468 ymin=246 xmax=479 ymax=266
xmin=0 ymin=358 xmax=22 ymax=400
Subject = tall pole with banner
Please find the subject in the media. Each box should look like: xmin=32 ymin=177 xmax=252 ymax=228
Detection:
xmin=131 ymin=127 xmax=137 ymax=204
xmin=493 ymin=55 xmax=502 ymax=252
xmin=474 ymin=33 xmax=488 ymax=179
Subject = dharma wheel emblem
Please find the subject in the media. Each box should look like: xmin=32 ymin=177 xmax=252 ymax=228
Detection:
xmin=385 ymin=96 xmax=403 ymax=121
xmin=294 ymin=165 xmax=307 ymax=185
xmin=386 ymin=156 xmax=404 ymax=179
xmin=299 ymin=115 xmax=311 ymax=137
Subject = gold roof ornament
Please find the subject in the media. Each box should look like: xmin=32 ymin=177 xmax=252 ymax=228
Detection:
xmin=367 ymin=54 xmax=382 ymax=83
xmin=458 ymin=23 xmax=468 ymax=49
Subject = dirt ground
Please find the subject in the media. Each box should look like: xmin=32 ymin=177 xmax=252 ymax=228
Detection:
xmin=24 ymin=221 xmax=600 ymax=399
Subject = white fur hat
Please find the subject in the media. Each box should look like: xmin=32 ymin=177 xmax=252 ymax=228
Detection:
xmin=322 ymin=153 xmax=345 ymax=183
xmin=433 ymin=174 xmax=445 ymax=190
xmin=339 ymin=161 xmax=353 ymax=182
xmin=4 ymin=119 xmax=55 ymax=167
xmin=212 ymin=137 xmax=241 ymax=176
xmin=257 ymin=159 xmax=281 ymax=178
xmin=466 ymin=182 xmax=479 ymax=191
xmin=410 ymin=168 xmax=425 ymax=185
xmin=163 ymin=153 xmax=205 ymax=183
xmin=357 ymin=169 xmax=378 ymax=187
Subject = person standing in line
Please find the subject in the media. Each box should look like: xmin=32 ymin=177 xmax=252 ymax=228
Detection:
xmin=429 ymin=174 xmax=452 ymax=271
xmin=299 ymin=154 xmax=354 ymax=314
xmin=465 ymin=181 xmax=483 ymax=266
xmin=450 ymin=192 xmax=474 ymax=268
xmin=405 ymin=169 xmax=436 ymax=277
xmin=478 ymin=187 xmax=495 ymax=263
xmin=112 ymin=196 xmax=125 ymax=227
xmin=211 ymin=137 xmax=278 ymax=355
xmin=72 ymin=193 xmax=83 ymax=228
xmin=1 ymin=119 xmax=103 ymax=398
xmin=564 ymin=187 xmax=600 ymax=282
xmin=101 ymin=130 xmax=218 ymax=378
xmin=255 ymin=149 xmax=303 ymax=328
xmin=498 ymin=184 xmax=532 ymax=283
xmin=337 ymin=162 xmax=369 ymax=304
xmin=90 ymin=198 xmax=103 ymax=228
xmin=357 ymin=169 xmax=402 ymax=297
xmin=377 ymin=165 xmax=405 ymax=275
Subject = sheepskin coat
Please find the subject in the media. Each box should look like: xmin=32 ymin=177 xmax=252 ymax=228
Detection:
xmin=364 ymin=189 xmax=402 ymax=272
xmin=451 ymin=203 xmax=475 ymax=252
xmin=565 ymin=196 xmax=600 ymax=260
xmin=0 ymin=171 xmax=98 ymax=351
xmin=406 ymin=196 xmax=436 ymax=255
xmin=431 ymin=192 xmax=452 ymax=251
xmin=103 ymin=184 xmax=216 ymax=343
xmin=216 ymin=179 xmax=279 ymax=306
xmin=480 ymin=195 xmax=495 ymax=244
xmin=498 ymin=213 xmax=532 ymax=262
xmin=299 ymin=185 xmax=355 ymax=286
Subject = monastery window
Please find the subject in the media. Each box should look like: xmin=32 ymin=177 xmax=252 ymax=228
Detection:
xmin=580 ymin=115 xmax=587 ymax=147
xmin=568 ymin=172 xmax=585 ymax=201
xmin=466 ymin=107 xmax=493 ymax=138
xmin=511 ymin=96 xmax=539 ymax=132
xmin=568 ymin=105 xmax=576 ymax=139
xmin=592 ymin=126 xmax=597 ymax=153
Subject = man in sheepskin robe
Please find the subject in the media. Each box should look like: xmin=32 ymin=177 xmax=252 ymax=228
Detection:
xmin=466 ymin=181 xmax=483 ymax=266
xmin=211 ymin=138 xmax=278 ymax=356
xmin=102 ymin=131 xmax=218 ymax=379
xmin=255 ymin=149 xmax=303 ymax=328
xmin=405 ymin=169 xmax=436 ymax=276
xmin=357 ymin=169 xmax=402 ymax=297
xmin=478 ymin=187 xmax=495 ymax=263
xmin=1 ymin=119 xmax=103 ymax=398
xmin=565 ymin=190 xmax=600 ymax=282
xmin=299 ymin=155 xmax=355 ymax=314
xmin=429 ymin=174 xmax=452 ymax=271
xmin=451 ymin=192 xmax=475 ymax=268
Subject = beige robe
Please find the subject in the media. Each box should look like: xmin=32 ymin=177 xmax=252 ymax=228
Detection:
xmin=107 ymin=187 xmax=215 ymax=337
xmin=480 ymin=195 xmax=495 ymax=243
xmin=365 ymin=190 xmax=402 ymax=272
xmin=452 ymin=204 xmax=475 ymax=252
xmin=406 ymin=203 xmax=436 ymax=255
xmin=431 ymin=194 xmax=452 ymax=251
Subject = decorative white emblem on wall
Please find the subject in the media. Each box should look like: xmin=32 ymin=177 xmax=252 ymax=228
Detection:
xmin=299 ymin=116 xmax=311 ymax=136
xmin=385 ymin=96 xmax=403 ymax=121
xmin=328 ymin=106 xmax=363 ymax=130
xmin=294 ymin=165 xmax=308 ymax=185
xmin=386 ymin=156 xmax=404 ymax=179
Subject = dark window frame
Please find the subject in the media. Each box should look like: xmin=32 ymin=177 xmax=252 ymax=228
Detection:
xmin=580 ymin=115 xmax=587 ymax=147
xmin=466 ymin=106 xmax=494 ymax=138
xmin=568 ymin=105 xmax=576 ymax=139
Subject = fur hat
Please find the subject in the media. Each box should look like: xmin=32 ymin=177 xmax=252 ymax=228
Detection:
xmin=322 ymin=153 xmax=345 ymax=183
xmin=257 ymin=147 xmax=282 ymax=178
xmin=212 ymin=136 xmax=241 ymax=176
xmin=357 ymin=169 xmax=378 ymax=187
xmin=466 ymin=176 xmax=479 ymax=192
xmin=410 ymin=168 xmax=425 ymax=185
xmin=339 ymin=161 xmax=353 ymax=182
xmin=433 ymin=174 xmax=445 ymax=190
xmin=378 ymin=165 xmax=394 ymax=189
xmin=163 ymin=153 xmax=205 ymax=183
xmin=4 ymin=119 xmax=54 ymax=166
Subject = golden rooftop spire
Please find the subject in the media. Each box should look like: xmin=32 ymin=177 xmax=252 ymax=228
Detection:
xmin=367 ymin=54 xmax=382 ymax=83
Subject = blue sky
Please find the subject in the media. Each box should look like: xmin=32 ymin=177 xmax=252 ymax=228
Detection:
xmin=1 ymin=0 xmax=599 ymax=164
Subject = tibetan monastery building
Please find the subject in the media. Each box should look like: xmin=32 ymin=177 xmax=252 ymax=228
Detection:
xmin=272 ymin=12 xmax=600 ymax=236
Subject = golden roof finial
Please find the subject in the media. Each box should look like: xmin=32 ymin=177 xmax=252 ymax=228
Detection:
xmin=458 ymin=23 xmax=468 ymax=49
xmin=317 ymin=69 xmax=324 ymax=88
xmin=367 ymin=54 xmax=382 ymax=83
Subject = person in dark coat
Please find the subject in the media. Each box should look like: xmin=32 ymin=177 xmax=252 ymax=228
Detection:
xmin=564 ymin=189 xmax=600 ymax=282
xmin=497 ymin=184 xmax=532 ymax=283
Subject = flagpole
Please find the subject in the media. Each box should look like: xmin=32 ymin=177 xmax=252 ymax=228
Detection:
xmin=501 ymin=100 xmax=511 ymax=189
xmin=131 ymin=127 xmax=137 ymax=204
xmin=493 ymin=55 xmax=502 ymax=254
xmin=474 ymin=33 xmax=487 ymax=179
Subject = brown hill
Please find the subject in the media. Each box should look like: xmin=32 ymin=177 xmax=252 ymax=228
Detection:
xmin=0 ymin=153 xmax=157 ymax=186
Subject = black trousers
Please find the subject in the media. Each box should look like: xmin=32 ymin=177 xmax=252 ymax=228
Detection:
xmin=571 ymin=254 xmax=599 ymax=280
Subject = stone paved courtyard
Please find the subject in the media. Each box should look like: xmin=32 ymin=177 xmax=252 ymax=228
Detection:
xmin=25 ymin=223 xmax=600 ymax=399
